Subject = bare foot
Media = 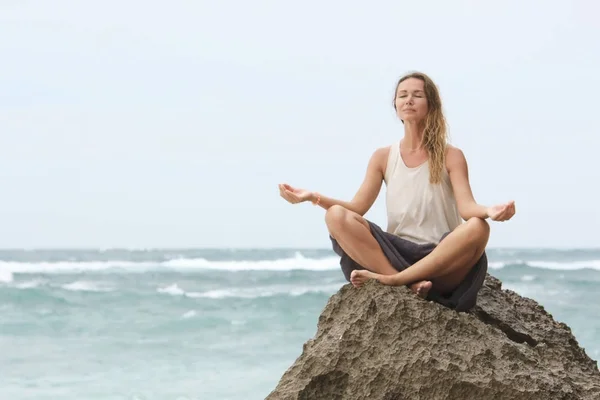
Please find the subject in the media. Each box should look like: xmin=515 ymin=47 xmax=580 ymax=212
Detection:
xmin=350 ymin=270 xmax=376 ymax=288
xmin=410 ymin=280 xmax=432 ymax=298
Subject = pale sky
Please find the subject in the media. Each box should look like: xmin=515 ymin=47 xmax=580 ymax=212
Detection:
xmin=1 ymin=1 xmax=599 ymax=249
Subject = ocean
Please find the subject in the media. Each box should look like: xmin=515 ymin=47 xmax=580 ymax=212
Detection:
xmin=1 ymin=248 xmax=599 ymax=400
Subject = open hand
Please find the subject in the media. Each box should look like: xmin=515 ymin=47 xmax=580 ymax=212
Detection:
xmin=486 ymin=200 xmax=516 ymax=222
xmin=278 ymin=183 xmax=313 ymax=204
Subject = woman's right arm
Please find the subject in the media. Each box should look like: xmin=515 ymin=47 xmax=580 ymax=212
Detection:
xmin=280 ymin=146 xmax=389 ymax=216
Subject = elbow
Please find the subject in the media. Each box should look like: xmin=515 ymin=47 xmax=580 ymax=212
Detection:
xmin=457 ymin=204 xmax=469 ymax=221
xmin=350 ymin=201 xmax=369 ymax=217
xmin=355 ymin=208 xmax=368 ymax=217
xmin=458 ymin=208 xmax=472 ymax=221
xmin=458 ymin=202 xmax=487 ymax=221
xmin=458 ymin=202 xmax=477 ymax=221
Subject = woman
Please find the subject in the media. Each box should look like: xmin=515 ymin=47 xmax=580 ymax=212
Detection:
xmin=278 ymin=71 xmax=515 ymax=311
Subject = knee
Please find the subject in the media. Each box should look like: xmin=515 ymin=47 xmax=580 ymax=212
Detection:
xmin=325 ymin=205 xmax=350 ymax=231
xmin=465 ymin=217 xmax=490 ymax=238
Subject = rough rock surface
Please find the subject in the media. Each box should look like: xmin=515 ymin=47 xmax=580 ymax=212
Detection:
xmin=267 ymin=275 xmax=600 ymax=400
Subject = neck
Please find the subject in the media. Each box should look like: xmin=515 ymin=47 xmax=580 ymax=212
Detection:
xmin=402 ymin=121 xmax=425 ymax=151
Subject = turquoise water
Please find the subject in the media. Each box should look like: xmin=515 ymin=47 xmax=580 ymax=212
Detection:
xmin=1 ymin=248 xmax=599 ymax=399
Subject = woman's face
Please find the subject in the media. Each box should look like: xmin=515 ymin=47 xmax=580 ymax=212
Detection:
xmin=395 ymin=78 xmax=429 ymax=123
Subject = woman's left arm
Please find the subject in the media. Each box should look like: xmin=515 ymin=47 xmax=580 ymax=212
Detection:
xmin=446 ymin=146 xmax=515 ymax=222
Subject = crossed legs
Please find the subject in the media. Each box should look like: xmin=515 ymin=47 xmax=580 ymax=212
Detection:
xmin=325 ymin=205 xmax=490 ymax=295
xmin=326 ymin=205 xmax=432 ymax=297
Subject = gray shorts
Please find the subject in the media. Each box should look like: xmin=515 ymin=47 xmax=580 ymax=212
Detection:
xmin=330 ymin=220 xmax=488 ymax=312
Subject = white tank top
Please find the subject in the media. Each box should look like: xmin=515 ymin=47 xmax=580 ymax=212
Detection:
xmin=383 ymin=141 xmax=463 ymax=245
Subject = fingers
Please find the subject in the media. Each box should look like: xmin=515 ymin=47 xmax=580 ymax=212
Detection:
xmin=279 ymin=186 xmax=291 ymax=202
xmin=278 ymin=184 xmax=300 ymax=204
xmin=280 ymin=189 xmax=299 ymax=204
xmin=494 ymin=201 xmax=516 ymax=221
xmin=496 ymin=208 xmax=510 ymax=221
xmin=501 ymin=201 xmax=515 ymax=220
xmin=505 ymin=202 xmax=515 ymax=220
xmin=282 ymin=183 xmax=297 ymax=194
xmin=497 ymin=205 xmax=511 ymax=221
xmin=489 ymin=205 xmax=506 ymax=221
xmin=279 ymin=183 xmax=305 ymax=205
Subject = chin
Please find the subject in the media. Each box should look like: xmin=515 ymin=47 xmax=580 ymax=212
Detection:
xmin=402 ymin=116 xmax=424 ymax=123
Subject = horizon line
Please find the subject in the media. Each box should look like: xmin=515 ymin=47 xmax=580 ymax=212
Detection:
xmin=0 ymin=246 xmax=599 ymax=251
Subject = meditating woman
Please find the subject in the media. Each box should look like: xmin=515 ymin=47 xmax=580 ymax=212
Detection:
xmin=278 ymin=71 xmax=515 ymax=311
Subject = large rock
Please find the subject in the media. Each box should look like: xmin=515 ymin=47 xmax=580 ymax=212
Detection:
xmin=267 ymin=275 xmax=600 ymax=400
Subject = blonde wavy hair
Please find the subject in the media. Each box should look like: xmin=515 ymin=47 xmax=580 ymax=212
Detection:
xmin=393 ymin=72 xmax=449 ymax=184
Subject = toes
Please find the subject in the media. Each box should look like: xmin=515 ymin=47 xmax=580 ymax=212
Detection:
xmin=411 ymin=281 xmax=432 ymax=298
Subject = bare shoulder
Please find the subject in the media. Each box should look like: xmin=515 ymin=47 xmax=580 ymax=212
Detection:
xmin=445 ymin=144 xmax=467 ymax=172
xmin=372 ymin=145 xmax=391 ymax=162
xmin=370 ymin=145 xmax=392 ymax=174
